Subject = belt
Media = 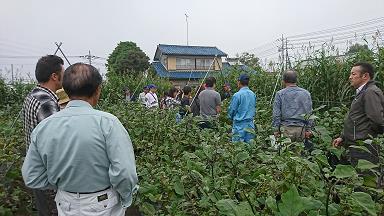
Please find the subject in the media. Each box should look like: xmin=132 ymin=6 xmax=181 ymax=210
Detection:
xmin=65 ymin=186 xmax=111 ymax=194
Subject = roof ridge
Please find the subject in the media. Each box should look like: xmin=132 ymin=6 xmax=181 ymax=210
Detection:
xmin=158 ymin=44 xmax=217 ymax=48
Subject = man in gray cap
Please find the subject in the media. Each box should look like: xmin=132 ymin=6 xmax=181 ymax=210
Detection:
xmin=228 ymin=74 xmax=257 ymax=143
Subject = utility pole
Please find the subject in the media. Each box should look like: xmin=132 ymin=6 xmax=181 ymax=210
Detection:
xmin=88 ymin=50 xmax=92 ymax=65
xmin=285 ymin=38 xmax=290 ymax=70
xmin=11 ymin=64 xmax=14 ymax=84
xmin=280 ymin=34 xmax=285 ymax=73
xmin=185 ymin=13 xmax=189 ymax=45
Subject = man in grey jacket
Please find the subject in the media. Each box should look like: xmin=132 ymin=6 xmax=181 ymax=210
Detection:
xmin=333 ymin=62 xmax=384 ymax=166
xmin=272 ymin=70 xmax=313 ymax=142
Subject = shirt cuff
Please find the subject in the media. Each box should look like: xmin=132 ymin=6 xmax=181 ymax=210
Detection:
xmin=120 ymin=185 xmax=139 ymax=208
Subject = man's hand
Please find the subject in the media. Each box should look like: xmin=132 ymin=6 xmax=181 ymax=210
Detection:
xmin=332 ymin=137 xmax=343 ymax=147
xmin=274 ymin=131 xmax=280 ymax=138
xmin=304 ymin=131 xmax=312 ymax=139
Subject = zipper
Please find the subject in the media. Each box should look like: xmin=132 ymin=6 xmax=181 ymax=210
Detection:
xmin=353 ymin=120 xmax=356 ymax=140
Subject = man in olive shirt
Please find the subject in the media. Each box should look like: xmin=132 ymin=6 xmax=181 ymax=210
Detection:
xmin=22 ymin=63 xmax=138 ymax=215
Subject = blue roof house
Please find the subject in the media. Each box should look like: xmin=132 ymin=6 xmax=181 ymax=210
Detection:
xmin=152 ymin=44 xmax=228 ymax=86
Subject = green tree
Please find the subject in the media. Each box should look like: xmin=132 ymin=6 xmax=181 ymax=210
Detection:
xmin=107 ymin=41 xmax=150 ymax=75
xmin=346 ymin=43 xmax=371 ymax=55
xmin=238 ymin=52 xmax=263 ymax=72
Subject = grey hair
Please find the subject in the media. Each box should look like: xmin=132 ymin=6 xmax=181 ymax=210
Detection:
xmin=282 ymin=70 xmax=297 ymax=84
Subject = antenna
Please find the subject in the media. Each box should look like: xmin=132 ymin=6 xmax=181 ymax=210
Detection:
xmin=185 ymin=13 xmax=189 ymax=45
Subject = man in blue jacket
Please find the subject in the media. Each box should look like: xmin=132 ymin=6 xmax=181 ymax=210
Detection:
xmin=228 ymin=74 xmax=257 ymax=143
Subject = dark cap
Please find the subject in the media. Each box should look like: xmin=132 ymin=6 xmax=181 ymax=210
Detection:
xmin=147 ymin=84 xmax=157 ymax=89
xmin=238 ymin=74 xmax=250 ymax=81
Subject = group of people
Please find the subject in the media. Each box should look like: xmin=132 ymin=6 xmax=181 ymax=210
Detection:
xmin=20 ymin=54 xmax=384 ymax=216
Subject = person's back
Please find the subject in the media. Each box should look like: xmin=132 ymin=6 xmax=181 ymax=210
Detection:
xmin=22 ymin=55 xmax=64 ymax=216
xmin=22 ymin=63 xmax=138 ymax=215
xmin=229 ymin=87 xmax=256 ymax=123
xmin=199 ymin=77 xmax=221 ymax=119
xmin=228 ymin=74 xmax=256 ymax=143
xmin=273 ymin=86 xmax=312 ymax=127
xmin=27 ymin=101 xmax=137 ymax=193
xmin=23 ymin=86 xmax=60 ymax=150
xmin=199 ymin=88 xmax=221 ymax=118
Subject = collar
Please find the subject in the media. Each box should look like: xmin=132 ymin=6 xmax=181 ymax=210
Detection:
xmin=356 ymin=82 xmax=368 ymax=95
xmin=65 ymin=100 xmax=93 ymax=109
xmin=240 ymin=86 xmax=250 ymax=90
xmin=37 ymin=85 xmax=59 ymax=101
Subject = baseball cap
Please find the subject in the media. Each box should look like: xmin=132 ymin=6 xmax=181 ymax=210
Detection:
xmin=147 ymin=84 xmax=157 ymax=89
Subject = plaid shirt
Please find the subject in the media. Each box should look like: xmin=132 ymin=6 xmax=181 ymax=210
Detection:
xmin=23 ymin=85 xmax=59 ymax=150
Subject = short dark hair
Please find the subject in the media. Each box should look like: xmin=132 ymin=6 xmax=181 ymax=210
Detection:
xmin=63 ymin=63 xmax=102 ymax=98
xmin=283 ymin=70 xmax=297 ymax=84
xmin=35 ymin=55 xmax=64 ymax=83
xmin=183 ymin=85 xmax=192 ymax=95
xmin=168 ymin=87 xmax=178 ymax=97
xmin=205 ymin=77 xmax=216 ymax=87
xmin=354 ymin=62 xmax=374 ymax=79
xmin=240 ymin=78 xmax=249 ymax=86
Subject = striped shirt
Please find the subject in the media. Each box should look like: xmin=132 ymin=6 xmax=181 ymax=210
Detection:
xmin=22 ymin=85 xmax=59 ymax=151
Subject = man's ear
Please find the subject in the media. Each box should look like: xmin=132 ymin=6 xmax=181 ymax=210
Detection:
xmin=51 ymin=72 xmax=59 ymax=81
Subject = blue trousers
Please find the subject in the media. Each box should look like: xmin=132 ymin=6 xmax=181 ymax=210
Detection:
xmin=232 ymin=121 xmax=255 ymax=143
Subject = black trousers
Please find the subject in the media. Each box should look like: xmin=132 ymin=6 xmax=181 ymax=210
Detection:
xmin=33 ymin=189 xmax=57 ymax=216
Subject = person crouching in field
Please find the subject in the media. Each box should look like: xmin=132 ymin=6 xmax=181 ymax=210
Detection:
xmin=22 ymin=63 xmax=138 ymax=216
xmin=272 ymin=70 xmax=313 ymax=142
xmin=228 ymin=74 xmax=257 ymax=143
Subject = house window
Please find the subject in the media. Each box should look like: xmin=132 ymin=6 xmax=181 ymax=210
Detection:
xmin=176 ymin=58 xmax=195 ymax=70
xmin=196 ymin=58 xmax=214 ymax=70
xmin=161 ymin=55 xmax=167 ymax=69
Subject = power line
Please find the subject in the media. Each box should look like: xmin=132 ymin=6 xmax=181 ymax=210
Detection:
xmin=289 ymin=29 xmax=383 ymax=48
xmin=243 ymin=40 xmax=279 ymax=53
xmin=288 ymin=24 xmax=384 ymax=42
xmin=287 ymin=17 xmax=384 ymax=39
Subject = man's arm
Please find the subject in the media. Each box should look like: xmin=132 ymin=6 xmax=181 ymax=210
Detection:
xmin=306 ymin=92 xmax=314 ymax=130
xmin=272 ymin=93 xmax=281 ymax=132
xmin=106 ymin=118 xmax=138 ymax=208
xmin=22 ymin=131 xmax=50 ymax=189
xmin=36 ymin=100 xmax=59 ymax=123
xmin=227 ymin=94 xmax=239 ymax=120
xmin=364 ymin=89 xmax=384 ymax=133
xmin=215 ymin=93 xmax=222 ymax=114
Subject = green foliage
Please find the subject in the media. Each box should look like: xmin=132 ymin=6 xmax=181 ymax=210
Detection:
xmin=277 ymin=185 xmax=321 ymax=216
xmin=1 ymin=43 xmax=384 ymax=215
xmin=107 ymin=41 xmax=150 ymax=75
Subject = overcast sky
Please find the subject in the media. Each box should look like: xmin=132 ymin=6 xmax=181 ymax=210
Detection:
xmin=1 ymin=0 xmax=383 ymax=80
